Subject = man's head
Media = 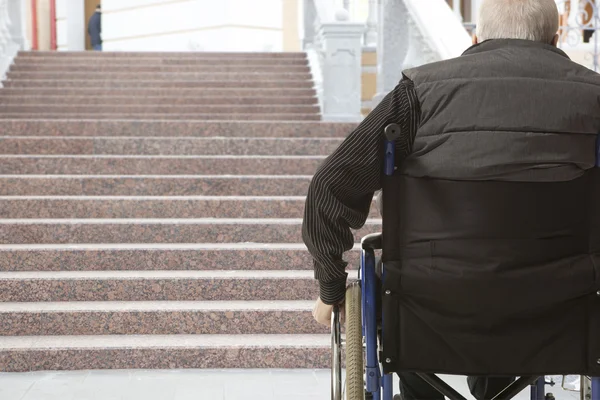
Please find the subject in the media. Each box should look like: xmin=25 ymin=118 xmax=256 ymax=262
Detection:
xmin=475 ymin=0 xmax=559 ymax=46
xmin=96 ymin=4 xmax=101 ymax=12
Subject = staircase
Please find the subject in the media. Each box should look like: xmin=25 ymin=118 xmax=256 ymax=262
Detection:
xmin=0 ymin=51 xmax=377 ymax=371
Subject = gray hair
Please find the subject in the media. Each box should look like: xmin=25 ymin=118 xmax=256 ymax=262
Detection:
xmin=477 ymin=0 xmax=559 ymax=44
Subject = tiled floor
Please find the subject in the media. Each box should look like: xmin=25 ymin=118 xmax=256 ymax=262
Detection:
xmin=0 ymin=369 xmax=581 ymax=400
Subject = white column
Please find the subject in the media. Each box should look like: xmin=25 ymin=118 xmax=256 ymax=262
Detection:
xmin=453 ymin=0 xmax=463 ymax=22
xmin=373 ymin=0 xmax=410 ymax=106
xmin=320 ymin=10 xmax=364 ymax=121
xmin=303 ymin=0 xmax=317 ymax=48
xmin=66 ymin=0 xmax=85 ymax=51
xmin=364 ymin=0 xmax=377 ymax=47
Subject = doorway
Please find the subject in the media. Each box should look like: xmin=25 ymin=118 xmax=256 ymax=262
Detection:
xmin=85 ymin=0 xmax=101 ymax=50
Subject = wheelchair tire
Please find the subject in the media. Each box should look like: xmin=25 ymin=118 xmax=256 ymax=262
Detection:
xmin=345 ymin=283 xmax=365 ymax=400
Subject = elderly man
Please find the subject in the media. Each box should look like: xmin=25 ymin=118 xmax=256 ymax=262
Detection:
xmin=302 ymin=0 xmax=600 ymax=398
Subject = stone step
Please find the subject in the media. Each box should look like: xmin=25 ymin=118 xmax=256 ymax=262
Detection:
xmin=0 ymin=196 xmax=378 ymax=219
xmin=0 ymin=95 xmax=318 ymax=106
xmin=18 ymin=51 xmax=307 ymax=59
xmin=0 ymin=155 xmax=325 ymax=175
xmin=0 ymin=87 xmax=317 ymax=98
xmin=0 ymin=300 xmax=327 ymax=335
xmin=0 ymin=270 xmax=318 ymax=301
xmin=3 ymin=79 xmax=313 ymax=89
xmin=0 ymin=104 xmax=319 ymax=115
xmin=0 ymin=102 xmax=320 ymax=118
xmin=0 ymin=218 xmax=381 ymax=244
xmin=0 ymin=120 xmax=352 ymax=138
xmin=0 ymin=334 xmax=330 ymax=371
xmin=0 ymin=113 xmax=321 ymax=121
xmin=6 ymin=71 xmax=313 ymax=81
xmin=0 ymin=243 xmax=361 ymax=271
xmin=0 ymin=137 xmax=339 ymax=155
xmin=9 ymin=64 xmax=311 ymax=73
xmin=14 ymin=57 xmax=309 ymax=66
xmin=0 ymin=175 xmax=312 ymax=196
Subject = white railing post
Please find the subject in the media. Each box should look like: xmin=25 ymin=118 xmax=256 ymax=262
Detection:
xmin=364 ymin=0 xmax=378 ymax=47
xmin=372 ymin=0 xmax=410 ymax=106
xmin=319 ymin=9 xmax=364 ymax=121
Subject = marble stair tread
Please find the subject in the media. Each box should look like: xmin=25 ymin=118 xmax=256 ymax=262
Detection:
xmin=0 ymin=137 xmax=340 ymax=156
xmin=0 ymin=113 xmax=322 ymax=121
xmin=0 ymin=155 xmax=326 ymax=175
xmin=0 ymin=301 xmax=327 ymax=335
xmin=0 ymin=120 xmax=354 ymax=137
xmin=0 ymin=95 xmax=318 ymax=105
xmin=0 ymin=196 xmax=378 ymax=219
xmin=0 ymin=269 xmax=315 ymax=279
xmin=13 ymin=57 xmax=310 ymax=66
xmin=0 ymin=299 xmax=316 ymax=312
xmin=3 ymin=79 xmax=314 ymax=89
xmin=18 ymin=50 xmax=308 ymax=58
xmin=0 ymin=104 xmax=320 ymax=114
xmin=0 ymin=218 xmax=381 ymax=244
xmin=0 ymin=243 xmax=361 ymax=272
xmin=7 ymin=71 xmax=313 ymax=81
xmin=0 ymin=175 xmax=313 ymax=196
xmin=9 ymin=64 xmax=311 ymax=73
xmin=0 ymin=87 xmax=318 ymax=97
xmin=0 ymin=334 xmax=330 ymax=349
xmin=0 ymin=270 xmax=319 ymax=301
xmin=0 ymin=334 xmax=331 ymax=371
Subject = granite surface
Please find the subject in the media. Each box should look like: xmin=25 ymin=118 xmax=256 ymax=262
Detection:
xmin=0 ymin=87 xmax=318 ymax=98
xmin=0 ymin=221 xmax=381 ymax=244
xmin=3 ymin=79 xmax=314 ymax=89
xmin=0 ymin=113 xmax=322 ymax=121
xmin=0 ymin=309 xmax=327 ymax=336
xmin=0 ymin=137 xmax=341 ymax=156
xmin=0 ymin=248 xmax=361 ymax=271
xmin=9 ymin=63 xmax=311 ymax=73
xmin=0 ymin=176 xmax=313 ymax=196
xmin=0 ymin=197 xmax=378 ymax=219
xmin=7 ymin=71 xmax=313 ymax=82
xmin=0 ymin=120 xmax=355 ymax=137
xmin=0 ymin=156 xmax=324 ymax=175
xmin=15 ymin=56 xmax=308 ymax=66
xmin=0 ymin=276 xmax=319 ymax=302
xmin=0 ymin=346 xmax=330 ymax=372
xmin=0 ymin=104 xmax=319 ymax=115
xmin=0 ymin=94 xmax=317 ymax=106
xmin=19 ymin=50 xmax=307 ymax=58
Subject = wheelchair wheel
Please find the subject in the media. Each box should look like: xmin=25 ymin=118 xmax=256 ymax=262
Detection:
xmin=345 ymin=283 xmax=365 ymax=400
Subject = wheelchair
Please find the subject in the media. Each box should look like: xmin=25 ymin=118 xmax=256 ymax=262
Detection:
xmin=330 ymin=124 xmax=600 ymax=400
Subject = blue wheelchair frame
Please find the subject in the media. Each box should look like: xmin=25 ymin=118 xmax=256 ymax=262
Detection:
xmin=354 ymin=123 xmax=600 ymax=400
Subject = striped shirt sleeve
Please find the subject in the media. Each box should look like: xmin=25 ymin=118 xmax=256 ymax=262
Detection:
xmin=302 ymin=78 xmax=420 ymax=305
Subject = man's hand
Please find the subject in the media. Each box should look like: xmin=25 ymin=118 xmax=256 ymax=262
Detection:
xmin=312 ymin=297 xmax=345 ymax=327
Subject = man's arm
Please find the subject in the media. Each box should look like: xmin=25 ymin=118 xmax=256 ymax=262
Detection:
xmin=302 ymin=78 xmax=419 ymax=306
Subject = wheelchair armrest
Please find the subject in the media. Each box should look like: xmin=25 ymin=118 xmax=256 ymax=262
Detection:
xmin=361 ymin=232 xmax=382 ymax=251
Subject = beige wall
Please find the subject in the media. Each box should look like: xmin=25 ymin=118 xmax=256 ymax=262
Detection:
xmin=282 ymin=0 xmax=300 ymax=51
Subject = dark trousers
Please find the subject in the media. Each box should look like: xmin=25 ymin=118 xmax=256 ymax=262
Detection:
xmin=399 ymin=373 xmax=516 ymax=400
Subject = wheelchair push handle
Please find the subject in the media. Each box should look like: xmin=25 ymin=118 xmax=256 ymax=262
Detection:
xmin=384 ymin=123 xmax=402 ymax=176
